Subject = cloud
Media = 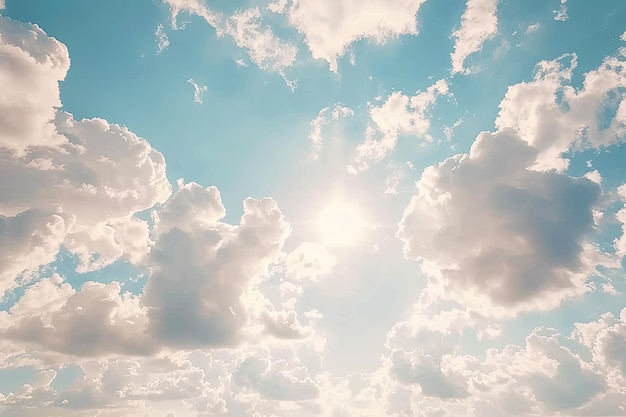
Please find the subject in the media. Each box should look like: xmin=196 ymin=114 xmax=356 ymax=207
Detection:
xmin=0 ymin=16 xmax=69 ymax=153
xmin=573 ymin=308 xmax=626 ymax=378
xmin=398 ymin=129 xmax=609 ymax=315
xmin=614 ymin=186 xmax=626 ymax=257
xmin=163 ymin=0 xmax=222 ymax=29
xmin=450 ymin=0 xmax=499 ymax=74
xmin=1 ymin=276 xmax=155 ymax=357
xmin=286 ymin=0 xmax=428 ymax=72
xmin=554 ymin=0 xmax=568 ymax=21
xmin=309 ymin=105 xmax=353 ymax=158
xmin=144 ymin=182 xmax=291 ymax=348
xmin=0 ymin=16 xmax=171 ymax=292
xmin=187 ymin=78 xmax=207 ymax=104
xmin=351 ymin=79 xmax=449 ymax=172
xmin=155 ymin=24 xmax=170 ymax=54
xmin=163 ymin=1 xmax=298 ymax=78
xmin=496 ymin=52 xmax=626 ymax=170
xmin=267 ymin=0 xmax=288 ymax=14
xmin=390 ymin=348 xmax=469 ymax=399
xmin=285 ymin=242 xmax=337 ymax=282
xmin=233 ymin=355 xmax=319 ymax=401
xmin=225 ymin=7 xmax=297 ymax=74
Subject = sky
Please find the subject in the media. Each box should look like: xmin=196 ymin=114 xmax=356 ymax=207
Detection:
xmin=1 ymin=0 xmax=626 ymax=416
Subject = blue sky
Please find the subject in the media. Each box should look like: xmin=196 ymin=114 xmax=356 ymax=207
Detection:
xmin=1 ymin=0 xmax=626 ymax=416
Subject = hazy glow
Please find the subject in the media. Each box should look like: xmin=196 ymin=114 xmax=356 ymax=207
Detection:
xmin=317 ymin=201 xmax=368 ymax=247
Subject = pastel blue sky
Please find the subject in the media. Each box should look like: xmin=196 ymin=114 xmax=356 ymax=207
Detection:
xmin=1 ymin=0 xmax=626 ymax=416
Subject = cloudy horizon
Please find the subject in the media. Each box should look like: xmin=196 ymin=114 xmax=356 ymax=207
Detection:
xmin=1 ymin=0 xmax=626 ymax=416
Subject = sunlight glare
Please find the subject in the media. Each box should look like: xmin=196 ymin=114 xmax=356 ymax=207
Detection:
xmin=317 ymin=201 xmax=368 ymax=247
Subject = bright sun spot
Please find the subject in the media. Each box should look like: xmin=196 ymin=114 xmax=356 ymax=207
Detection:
xmin=317 ymin=201 xmax=368 ymax=247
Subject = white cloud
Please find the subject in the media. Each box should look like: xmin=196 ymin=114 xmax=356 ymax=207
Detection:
xmin=267 ymin=0 xmax=288 ymax=14
xmin=450 ymin=0 xmax=499 ymax=75
xmin=309 ymin=105 xmax=353 ymax=158
xmin=144 ymin=182 xmax=291 ymax=348
xmin=496 ymin=52 xmax=626 ymax=170
xmin=0 ymin=16 xmax=69 ymax=153
xmin=351 ymin=79 xmax=449 ymax=171
xmin=233 ymin=355 xmax=319 ymax=401
xmin=0 ymin=16 xmax=171 ymax=292
xmin=525 ymin=22 xmax=540 ymax=34
xmin=286 ymin=0 xmax=428 ymax=72
xmin=225 ymin=7 xmax=298 ymax=74
xmin=155 ymin=24 xmax=170 ymax=54
xmin=163 ymin=0 xmax=222 ymax=30
xmin=613 ymin=186 xmax=626 ymax=257
xmin=621 ymin=31 xmax=626 ymax=42
xmin=163 ymin=1 xmax=298 ymax=79
xmin=187 ymin=78 xmax=207 ymax=104
xmin=554 ymin=0 xmax=568 ymax=21
xmin=2 ymin=276 xmax=154 ymax=357
xmin=398 ymin=129 xmax=612 ymax=315
xmin=285 ymin=242 xmax=337 ymax=282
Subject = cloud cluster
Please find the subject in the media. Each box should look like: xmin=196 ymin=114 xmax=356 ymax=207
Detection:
xmin=0 ymin=16 xmax=171 ymax=294
xmin=351 ymin=79 xmax=449 ymax=171
xmin=163 ymin=0 xmax=297 ymax=76
xmin=497 ymin=52 xmax=626 ymax=170
xmin=398 ymin=129 xmax=608 ymax=314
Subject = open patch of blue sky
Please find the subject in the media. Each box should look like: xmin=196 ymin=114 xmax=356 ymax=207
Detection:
xmin=2 ymin=0 xmax=626 ymax=416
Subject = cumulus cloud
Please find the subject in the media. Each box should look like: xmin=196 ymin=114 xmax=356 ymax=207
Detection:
xmin=0 ymin=16 xmax=171 ymax=292
xmin=1 ymin=276 xmax=154 ymax=357
xmin=0 ymin=16 xmax=69 ymax=153
xmin=398 ymin=129 xmax=609 ymax=315
xmin=233 ymin=355 xmax=319 ymax=401
xmin=144 ymin=182 xmax=291 ymax=348
xmin=351 ymin=79 xmax=449 ymax=172
xmin=379 ymin=322 xmax=615 ymax=416
xmin=496 ymin=52 xmax=626 ymax=170
xmin=450 ymin=0 xmax=499 ymax=75
xmin=286 ymin=0 xmax=428 ymax=72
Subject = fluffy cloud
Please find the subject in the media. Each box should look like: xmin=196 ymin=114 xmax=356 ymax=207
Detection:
xmin=380 ymin=323 xmax=615 ymax=416
xmin=496 ymin=52 xmax=626 ymax=170
xmin=0 ymin=16 xmax=68 ymax=153
xmin=1 ymin=276 xmax=154 ymax=357
xmin=233 ymin=355 xmax=319 ymax=401
xmin=450 ymin=0 xmax=499 ymax=74
xmin=398 ymin=129 xmax=608 ymax=315
xmin=0 ymin=16 xmax=171 ymax=292
xmin=144 ymin=182 xmax=291 ymax=348
xmin=286 ymin=0 xmax=427 ymax=72
xmin=351 ymin=79 xmax=449 ymax=171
